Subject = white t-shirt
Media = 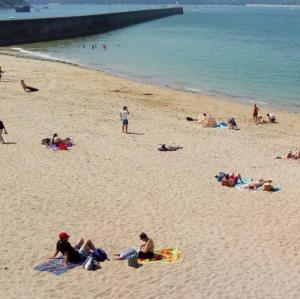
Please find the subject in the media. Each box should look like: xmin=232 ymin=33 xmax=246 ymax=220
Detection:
xmin=269 ymin=113 xmax=276 ymax=120
xmin=120 ymin=110 xmax=129 ymax=120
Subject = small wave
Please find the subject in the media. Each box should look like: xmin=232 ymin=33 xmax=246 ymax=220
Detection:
xmin=183 ymin=87 xmax=204 ymax=93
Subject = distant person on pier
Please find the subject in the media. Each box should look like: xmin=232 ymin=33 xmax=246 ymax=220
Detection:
xmin=0 ymin=67 xmax=4 ymax=80
xmin=21 ymin=80 xmax=39 ymax=92
xmin=102 ymin=44 xmax=107 ymax=50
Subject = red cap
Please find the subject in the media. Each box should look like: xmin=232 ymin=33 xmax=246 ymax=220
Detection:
xmin=59 ymin=231 xmax=70 ymax=240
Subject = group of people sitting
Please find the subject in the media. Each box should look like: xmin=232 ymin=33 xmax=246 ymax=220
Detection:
xmin=217 ymin=171 xmax=276 ymax=191
xmin=285 ymin=150 xmax=300 ymax=160
xmin=42 ymin=133 xmax=73 ymax=149
xmin=50 ymin=231 xmax=155 ymax=266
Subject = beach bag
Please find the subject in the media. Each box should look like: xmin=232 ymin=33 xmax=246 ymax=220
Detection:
xmin=83 ymin=256 xmax=98 ymax=271
xmin=92 ymin=248 xmax=108 ymax=262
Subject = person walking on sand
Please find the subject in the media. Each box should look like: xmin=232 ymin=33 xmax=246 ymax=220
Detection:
xmin=21 ymin=80 xmax=39 ymax=92
xmin=0 ymin=67 xmax=4 ymax=80
xmin=120 ymin=106 xmax=130 ymax=133
xmin=253 ymin=104 xmax=259 ymax=124
xmin=0 ymin=120 xmax=8 ymax=144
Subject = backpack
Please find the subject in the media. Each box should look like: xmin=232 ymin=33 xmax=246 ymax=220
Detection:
xmin=83 ymin=256 xmax=99 ymax=271
xmin=92 ymin=248 xmax=108 ymax=262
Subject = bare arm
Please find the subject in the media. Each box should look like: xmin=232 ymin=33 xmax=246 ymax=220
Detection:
xmin=49 ymin=249 xmax=59 ymax=259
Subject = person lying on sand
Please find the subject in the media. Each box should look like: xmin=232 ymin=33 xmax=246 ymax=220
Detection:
xmin=158 ymin=144 xmax=183 ymax=152
xmin=198 ymin=113 xmax=217 ymax=127
xmin=276 ymin=150 xmax=300 ymax=160
xmin=21 ymin=80 xmax=39 ymax=92
xmin=221 ymin=173 xmax=243 ymax=187
xmin=227 ymin=118 xmax=239 ymax=130
xmin=49 ymin=231 xmax=96 ymax=265
xmin=267 ymin=113 xmax=276 ymax=123
xmin=50 ymin=133 xmax=72 ymax=147
xmin=114 ymin=232 xmax=155 ymax=260
xmin=242 ymin=179 xmax=273 ymax=190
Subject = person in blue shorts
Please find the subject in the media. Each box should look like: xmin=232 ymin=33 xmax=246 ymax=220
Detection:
xmin=120 ymin=106 xmax=130 ymax=133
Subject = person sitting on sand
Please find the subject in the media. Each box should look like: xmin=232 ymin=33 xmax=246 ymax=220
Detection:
xmin=114 ymin=232 xmax=155 ymax=260
xmin=221 ymin=173 xmax=243 ymax=187
xmin=198 ymin=113 xmax=217 ymax=127
xmin=21 ymin=80 xmax=39 ymax=92
xmin=266 ymin=113 xmax=276 ymax=123
xmin=158 ymin=144 xmax=182 ymax=152
xmin=257 ymin=115 xmax=267 ymax=124
xmin=0 ymin=120 xmax=8 ymax=144
xmin=49 ymin=231 xmax=96 ymax=265
xmin=50 ymin=133 xmax=72 ymax=147
xmin=227 ymin=118 xmax=239 ymax=130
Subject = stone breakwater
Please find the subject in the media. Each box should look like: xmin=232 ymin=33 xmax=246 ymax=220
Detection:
xmin=0 ymin=7 xmax=183 ymax=46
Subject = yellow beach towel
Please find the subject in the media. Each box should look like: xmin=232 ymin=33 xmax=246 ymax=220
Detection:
xmin=138 ymin=247 xmax=183 ymax=264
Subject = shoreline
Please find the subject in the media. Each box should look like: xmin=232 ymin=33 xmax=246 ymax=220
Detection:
xmin=1 ymin=46 xmax=299 ymax=115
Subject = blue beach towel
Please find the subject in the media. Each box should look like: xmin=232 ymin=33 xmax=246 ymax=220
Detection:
xmin=216 ymin=122 xmax=228 ymax=129
xmin=34 ymin=257 xmax=83 ymax=276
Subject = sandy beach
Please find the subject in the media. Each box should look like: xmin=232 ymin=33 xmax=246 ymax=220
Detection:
xmin=1 ymin=53 xmax=300 ymax=299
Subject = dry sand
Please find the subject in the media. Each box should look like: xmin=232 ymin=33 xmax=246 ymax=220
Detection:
xmin=0 ymin=53 xmax=300 ymax=299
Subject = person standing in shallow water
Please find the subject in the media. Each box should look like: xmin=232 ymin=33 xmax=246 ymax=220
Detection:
xmin=120 ymin=106 xmax=130 ymax=133
xmin=0 ymin=120 xmax=8 ymax=144
xmin=253 ymin=104 xmax=259 ymax=124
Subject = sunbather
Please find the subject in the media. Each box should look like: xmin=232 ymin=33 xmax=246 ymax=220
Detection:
xmin=21 ymin=80 xmax=39 ymax=92
xmin=158 ymin=144 xmax=182 ymax=151
xmin=257 ymin=115 xmax=267 ymax=124
xmin=243 ymin=179 xmax=272 ymax=190
xmin=221 ymin=173 xmax=243 ymax=187
xmin=50 ymin=133 xmax=72 ymax=147
xmin=198 ymin=113 xmax=217 ymax=127
xmin=114 ymin=232 xmax=155 ymax=260
xmin=49 ymin=231 xmax=96 ymax=265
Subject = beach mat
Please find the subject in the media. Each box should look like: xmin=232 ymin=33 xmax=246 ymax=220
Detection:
xmin=138 ymin=247 xmax=182 ymax=264
xmin=34 ymin=257 xmax=82 ymax=276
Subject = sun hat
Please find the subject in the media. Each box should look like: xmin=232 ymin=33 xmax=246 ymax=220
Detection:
xmin=59 ymin=231 xmax=70 ymax=240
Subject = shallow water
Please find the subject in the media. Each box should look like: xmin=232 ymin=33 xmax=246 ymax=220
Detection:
xmin=2 ymin=4 xmax=300 ymax=110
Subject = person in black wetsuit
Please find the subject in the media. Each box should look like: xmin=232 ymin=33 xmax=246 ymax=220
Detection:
xmin=49 ymin=231 xmax=96 ymax=265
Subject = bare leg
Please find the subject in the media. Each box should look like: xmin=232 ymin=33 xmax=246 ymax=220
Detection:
xmin=74 ymin=238 xmax=84 ymax=249
xmin=125 ymin=124 xmax=128 ymax=134
xmin=122 ymin=124 xmax=125 ymax=133
xmin=81 ymin=239 xmax=96 ymax=252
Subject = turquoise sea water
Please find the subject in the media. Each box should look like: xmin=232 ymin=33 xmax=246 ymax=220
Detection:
xmin=1 ymin=5 xmax=300 ymax=110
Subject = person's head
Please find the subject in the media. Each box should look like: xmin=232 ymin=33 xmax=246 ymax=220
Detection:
xmin=53 ymin=133 xmax=58 ymax=138
xmin=203 ymin=113 xmax=207 ymax=117
xmin=59 ymin=231 xmax=70 ymax=241
xmin=123 ymin=106 xmax=127 ymax=110
xmin=266 ymin=113 xmax=270 ymax=117
xmin=139 ymin=232 xmax=148 ymax=241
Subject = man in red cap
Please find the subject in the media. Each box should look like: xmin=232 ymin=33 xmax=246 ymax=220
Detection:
xmin=49 ymin=231 xmax=96 ymax=265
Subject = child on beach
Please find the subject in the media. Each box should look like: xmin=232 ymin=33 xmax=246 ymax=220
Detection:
xmin=267 ymin=113 xmax=276 ymax=123
xmin=120 ymin=106 xmax=130 ymax=133
xmin=0 ymin=120 xmax=8 ymax=144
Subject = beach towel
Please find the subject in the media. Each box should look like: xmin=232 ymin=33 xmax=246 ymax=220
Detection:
xmin=216 ymin=122 xmax=228 ymax=129
xmin=34 ymin=257 xmax=83 ymax=276
xmin=138 ymin=247 xmax=182 ymax=264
